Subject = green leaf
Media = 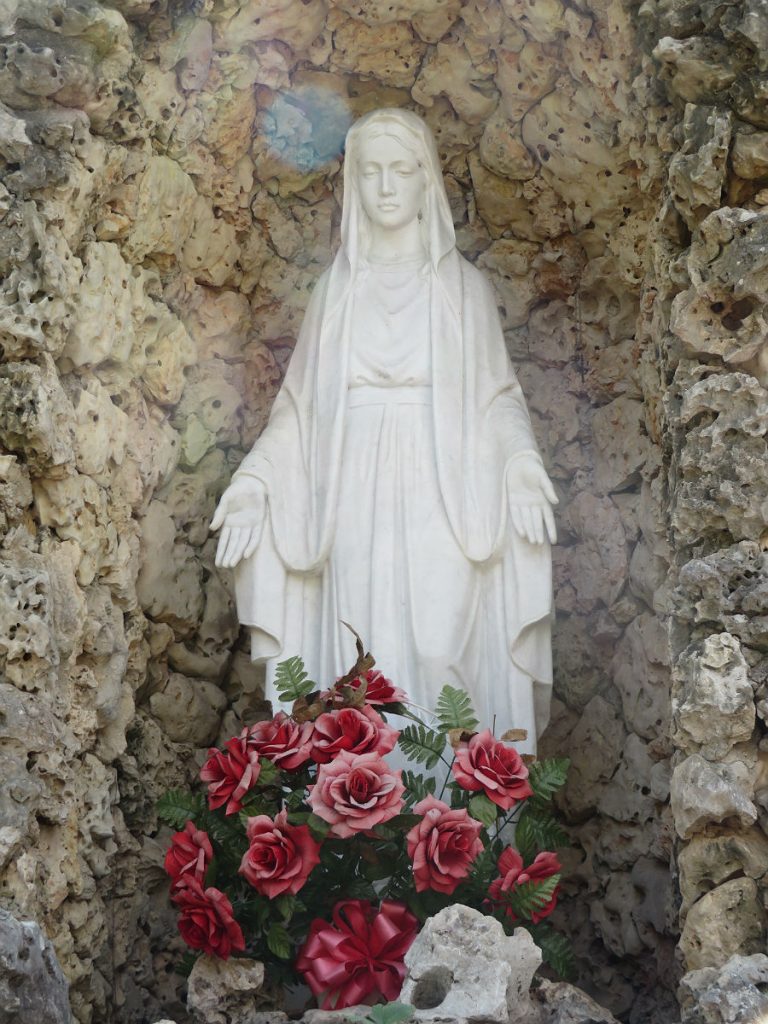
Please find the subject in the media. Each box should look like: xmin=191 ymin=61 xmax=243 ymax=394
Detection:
xmin=461 ymin=845 xmax=498 ymax=902
xmin=157 ymin=790 xmax=205 ymax=830
xmin=515 ymin=804 xmax=569 ymax=864
xmin=307 ymin=813 xmax=331 ymax=840
xmin=234 ymin=897 xmax=270 ymax=928
xmin=435 ymin=685 xmax=479 ymax=733
xmin=175 ymin=950 xmax=200 ymax=977
xmin=381 ymin=813 xmax=422 ymax=831
xmin=198 ymin=809 xmax=248 ymax=862
xmin=507 ymin=875 xmax=560 ymax=920
xmin=286 ymin=810 xmax=311 ymax=826
xmin=344 ymin=877 xmax=379 ymax=901
xmin=267 ymin=922 xmax=293 ymax=960
xmin=398 ymin=725 xmax=446 ymax=769
xmin=362 ymin=1003 xmax=415 ymax=1024
xmin=468 ymin=793 xmax=499 ymax=826
xmin=528 ymin=758 xmax=570 ymax=805
xmin=273 ymin=894 xmax=297 ymax=920
xmin=274 ymin=656 xmax=316 ymax=701
xmin=402 ymin=770 xmax=436 ymax=805
xmin=257 ymin=757 xmax=281 ymax=786
xmin=525 ymin=922 xmax=575 ymax=979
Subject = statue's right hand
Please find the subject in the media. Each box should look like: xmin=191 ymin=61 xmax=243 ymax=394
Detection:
xmin=211 ymin=477 xmax=267 ymax=569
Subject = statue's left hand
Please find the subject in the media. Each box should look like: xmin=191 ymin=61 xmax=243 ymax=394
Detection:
xmin=211 ymin=477 xmax=267 ymax=569
xmin=507 ymin=457 xmax=558 ymax=545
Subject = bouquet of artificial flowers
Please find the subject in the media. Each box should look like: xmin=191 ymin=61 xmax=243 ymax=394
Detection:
xmin=158 ymin=647 xmax=571 ymax=1009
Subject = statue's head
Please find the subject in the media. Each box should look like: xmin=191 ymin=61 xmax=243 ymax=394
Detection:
xmin=340 ymin=108 xmax=455 ymax=268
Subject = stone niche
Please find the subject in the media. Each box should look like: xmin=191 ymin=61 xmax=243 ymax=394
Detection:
xmin=1 ymin=0 xmax=766 ymax=1022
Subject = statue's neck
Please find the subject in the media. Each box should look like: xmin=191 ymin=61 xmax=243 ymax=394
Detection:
xmin=367 ymin=219 xmax=425 ymax=263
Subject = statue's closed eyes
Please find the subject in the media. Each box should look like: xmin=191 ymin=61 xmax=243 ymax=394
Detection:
xmin=212 ymin=108 xmax=556 ymax=752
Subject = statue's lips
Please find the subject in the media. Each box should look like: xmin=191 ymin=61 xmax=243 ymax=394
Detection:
xmin=377 ymin=203 xmax=399 ymax=211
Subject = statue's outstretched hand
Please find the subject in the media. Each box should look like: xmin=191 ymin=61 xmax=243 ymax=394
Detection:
xmin=211 ymin=477 xmax=266 ymax=568
xmin=507 ymin=456 xmax=558 ymax=545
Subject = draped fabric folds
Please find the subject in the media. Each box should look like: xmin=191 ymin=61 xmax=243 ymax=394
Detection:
xmin=232 ymin=109 xmax=553 ymax=747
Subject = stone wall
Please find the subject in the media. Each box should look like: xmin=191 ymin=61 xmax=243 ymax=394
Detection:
xmin=3 ymin=0 xmax=761 ymax=1021
xmin=634 ymin=0 xmax=768 ymax=1004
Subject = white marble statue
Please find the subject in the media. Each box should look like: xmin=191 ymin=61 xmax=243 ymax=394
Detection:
xmin=211 ymin=109 xmax=557 ymax=751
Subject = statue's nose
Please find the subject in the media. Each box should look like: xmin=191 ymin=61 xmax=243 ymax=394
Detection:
xmin=379 ymin=170 xmax=395 ymax=196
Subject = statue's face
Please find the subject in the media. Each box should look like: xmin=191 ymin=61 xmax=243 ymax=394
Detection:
xmin=356 ymin=131 xmax=425 ymax=232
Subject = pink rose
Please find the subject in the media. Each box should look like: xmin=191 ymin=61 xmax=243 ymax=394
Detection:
xmin=406 ymin=794 xmax=483 ymax=894
xmin=172 ymin=877 xmax=245 ymax=959
xmin=488 ymin=848 xmax=561 ymax=923
xmin=164 ymin=821 xmax=213 ymax=886
xmin=452 ymin=729 xmax=533 ymax=811
xmin=296 ymin=900 xmax=418 ymax=1008
xmin=310 ymin=706 xmax=398 ymax=765
xmin=247 ymin=713 xmax=314 ymax=771
xmin=200 ymin=734 xmax=261 ymax=816
xmin=308 ymin=751 xmax=405 ymax=838
xmin=239 ymin=809 xmax=321 ymax=898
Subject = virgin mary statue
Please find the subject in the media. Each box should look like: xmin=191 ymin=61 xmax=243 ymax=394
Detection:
xmin=212 ymin=108 xmax=557 ymax=752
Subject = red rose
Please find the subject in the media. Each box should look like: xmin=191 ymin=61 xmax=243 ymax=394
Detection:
xmin=323 ymin=669 xmax=408 ymax=706
xmin=164 ymin=821 xmax=213 ymax=886
xmin=406 ymin=794 xmax=483 ymax=895
xmin=357 ymin=669 xmax=408 ymax=705
xmin=452 ymin=729 xmax=533 ymax=811
xmin=488 ymin=848 xmax=561 ymax=923
xmin=200 ymin=734 xmax=261 ymax=816
xmin=310 ymin=705 xmax=398 ymax=765
xmin=247 ymin=713 xmax=314 ymax=771
xmin=172 ymin=877 xmax=245 ymax=959
xmin=296 ymin=900 xmax=418 ymax=1008
xmin=239 ymin=809 xmax=321 ymax=898
xmin=308 ymin=751 xmax=404 ymax=838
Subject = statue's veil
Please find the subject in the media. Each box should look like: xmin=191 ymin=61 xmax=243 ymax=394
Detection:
xmin=338 ymin=108 xmax=456 ymax=275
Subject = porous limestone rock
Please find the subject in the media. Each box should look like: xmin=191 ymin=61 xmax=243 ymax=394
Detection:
xmin=675 ymin=543 xmax=768 ymax=651
xmin=591 ymin=397 xmax=649 ymax=494
xmin=671 ymin=208 xmax=768 ymax=368
xmin=668 ymin=105 xmax=732 ymax=226
xmin=672 ymin=371 xmax=768 ymax=546
xmin=0 ymin=0 xmax=743 ymax=1015
xmin=679 ymin=878 xmax=766 ymax=971
xmin=0 ymin=909 xmax=72 ymax=1023
xmin=678 ymin=954 xmax=768 ymax=1024
xmin=678 ymin=832 xmax=768 ymax=915
xmin=670 ymin=754 xmax=757 ymax=839
xmin=187 ymin=956 xmax=265 ymax=1024
xmin=672 ymin=634 xmax=755 ymax=760
xmin=400 ymin=904 xmax=541 ymax=1023
xmin=533 ymin=980 xmax=620 ymax=1024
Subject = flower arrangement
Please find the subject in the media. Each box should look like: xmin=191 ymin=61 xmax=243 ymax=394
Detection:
xmin=158 ymin=644 xmax=571 ymax=1009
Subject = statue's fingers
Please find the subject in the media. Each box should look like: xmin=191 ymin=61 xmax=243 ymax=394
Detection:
xmin=544 ymin=504 xmax=557 ymax=544
xmin=522 ymin=506 xmax=536 ymax=544
xmin=231 ymin=529 xmax=249 ymax=567
xmin=510 ymin=505 xmax=525 ymax=540
xmin=533 ymin=507 xmax=545 ymax=546
xmin=215 ymin=527 xmax=231 ymax=567
xmin=243 ymin=527 xmax=260 ymax=560
xmin=210 ymin=499 xmax=227 ymax=532
xmin=540 ymin=473 xmax=558 ymax=506
xmin=222 ymin=527 xmax=244 ymax=567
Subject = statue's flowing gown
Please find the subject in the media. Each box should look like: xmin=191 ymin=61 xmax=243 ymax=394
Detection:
xmin=232 ymin=250 xmax=553 ymax=752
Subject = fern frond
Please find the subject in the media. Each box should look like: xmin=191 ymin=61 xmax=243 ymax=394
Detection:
xmin=515 ymin=804 xmax=569 ymax=864
xmin=157 ymin=790 xmax=205 ymax=830
xmin=398 ymin=725 xmax=446 ymax=768
xmin=274 ymin=656 xmax=316 ymax=701
xmin=436 ymin=685 xmax=479 ymax=733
